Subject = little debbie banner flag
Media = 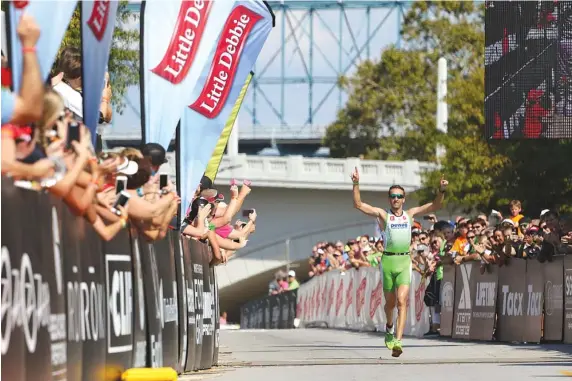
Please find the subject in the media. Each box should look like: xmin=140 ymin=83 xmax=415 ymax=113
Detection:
xmin=179 ymin=1 xmax=274 ymax=223
xmin=81 ymin=0 xmax=118 ymax=145
xmin=140 ymin=0 xmax=238 ymax=149
xmin=8 ymin=1 xmax=77 ymax=92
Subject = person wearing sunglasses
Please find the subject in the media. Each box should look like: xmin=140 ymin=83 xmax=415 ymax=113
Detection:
xmin=350 ymin=167 xmax=448 ymax=358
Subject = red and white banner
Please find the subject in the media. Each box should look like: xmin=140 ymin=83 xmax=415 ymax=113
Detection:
xmin=140 ymin=0 xmax=238 ymax=148
xmin=296 ymin=267 xmax=431 ymax=337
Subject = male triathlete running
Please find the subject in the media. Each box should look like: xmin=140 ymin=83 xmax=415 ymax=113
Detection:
xmin=350 ymin=167 xmax=448 ymax=357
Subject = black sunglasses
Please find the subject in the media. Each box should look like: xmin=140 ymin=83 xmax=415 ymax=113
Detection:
xmin=389 ymin=194 xmax=405 ymax=199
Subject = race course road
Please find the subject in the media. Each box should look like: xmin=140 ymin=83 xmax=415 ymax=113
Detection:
xmin=181 ymin=329 xmax=572 ymax=381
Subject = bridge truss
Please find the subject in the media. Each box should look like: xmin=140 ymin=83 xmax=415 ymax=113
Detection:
xmin=244 ymin=1 xmax=406 ymax=140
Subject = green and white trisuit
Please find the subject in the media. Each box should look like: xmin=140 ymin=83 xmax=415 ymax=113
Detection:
xmin=379 ymin=209 xmax=413 ymax=292
xmin=379 ymin=209 xmax=412 ymax=356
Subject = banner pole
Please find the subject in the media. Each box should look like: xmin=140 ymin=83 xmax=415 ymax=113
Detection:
xmin=175 ymin=121 xmax=181 ymax=230
xmin=204 ymin=71 xmax=254 ymax=182
xmin=139 ymin=1 xmax=146 ymax=145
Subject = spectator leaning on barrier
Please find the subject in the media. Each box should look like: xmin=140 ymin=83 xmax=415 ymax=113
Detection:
xmin=287 ymin=270 xmax=299 ymax=290
xmin=181 ymin=179 xmax=255 ymax=265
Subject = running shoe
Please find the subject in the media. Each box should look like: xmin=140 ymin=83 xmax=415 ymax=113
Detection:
xmin=384 ymin=331 xmax=395 ymax=350
xmin=391 ymin=340 xmax=403 ymax=357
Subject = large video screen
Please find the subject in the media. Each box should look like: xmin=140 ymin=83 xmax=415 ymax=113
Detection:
xmin=485 ymin=1 xmax=572 ymax=139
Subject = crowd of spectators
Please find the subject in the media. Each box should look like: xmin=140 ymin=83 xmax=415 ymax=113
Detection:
xmin=1 ymin=14 xmax=256 ymax=264
xmin=305 ymin=199 xmax=572 ymax=334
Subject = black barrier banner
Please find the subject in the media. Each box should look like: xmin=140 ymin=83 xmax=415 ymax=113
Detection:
xmin=138 ymin=240 xmax=163 ymax=367
xmin=200 ymin=246 xmax=214 ymax=370
xmin=129 ymin=231 xmax=148 ymax=368
xmin=524 ymin=260 xmax=544 ymax=343
xmin=181 ymin=238 xmax=197 ymax=372
xmin=171 ymin=233 xmax=188 ymax=372
xmin=264 ymin=298 xmax=271 ymax=329
xmin=240 ymin=304 xmax=250 ymax=329
xmin=1 ymin=180 xmax=26 ymax=381
xmin=152 ymin=236 xmax=179 ymax=370
xmin=63 ymin=205 xmax=84 ymax=381
xmin=269 ymin=295 xmax=280 ymax=329
xmin=47 ymin=201 xmax=68 ymax=381
xmin=23 ymin=190 xmax=52 ymax=381
xmin=212 ymin=267 xmax=220 ymax=366
xmin=189 ymin=239 xmax=204 ymax=370
xmin=440 ymin=265 xmax=456 ymax=337
xmin=239 ymin=290 xmax=298 ymax=330
xmin=544 ymin=257 xmax=564 ymax=341
xmin=469 ymin=264 xmax=498 ymax=341
xmin=289 ymin=290 xmax=297 ymax=328
xmin=103 ymin=229 xmax=134 ymax=377
xmin=278 ymin=293 xmax=288 ymax=329
xmin=81 ymin=225 xmax=106 ymax=381
xmin=496 ymin=259 xmax=527 ymax=342
xmin=1 ymin=181 xmax=225 ymax=379
xmin=1 ymin=180 xmax=27 ymax=381
xmin=452 ymin=263 xmax=476 ymax=339
xmin=564 ymin=255 xmax=572 ymax=343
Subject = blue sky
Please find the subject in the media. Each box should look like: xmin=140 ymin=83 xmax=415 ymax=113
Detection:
xmin=111 ymin=1 xmax=401 ymax=137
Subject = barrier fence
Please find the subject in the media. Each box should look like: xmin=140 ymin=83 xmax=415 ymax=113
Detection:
xmin=240 ymin=290 xmax=298 ymax=329
xmin=241 ymin=257 xmax=572 ymax=344
xmin=0 ymin=178 xmax=221 ymax=380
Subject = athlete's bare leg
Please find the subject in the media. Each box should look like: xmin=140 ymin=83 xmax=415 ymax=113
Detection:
xmin=395 ymin=285 xmax=410 ymax=340
xmin=383 ymin=290 xmax=396 ymax=325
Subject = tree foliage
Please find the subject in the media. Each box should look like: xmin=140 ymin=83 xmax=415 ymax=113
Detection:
xmin=57 ymin=1 xmax=139 ymax=112
xmin=326 ymin=1 xmax=572 ymax=215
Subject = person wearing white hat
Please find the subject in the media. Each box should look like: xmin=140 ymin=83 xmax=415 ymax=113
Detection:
xmin=287 ymin=270 xmax=299 ymax=290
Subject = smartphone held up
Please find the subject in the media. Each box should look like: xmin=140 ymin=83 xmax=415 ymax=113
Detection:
xmin=111 ymin=190 xmax=130 ymax=216
xmin=242 ymin=208 xmax=255 ymax=218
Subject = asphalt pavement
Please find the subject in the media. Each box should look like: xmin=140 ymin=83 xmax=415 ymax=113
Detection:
xmin=180 ymin=329 xmax=572 ymax=381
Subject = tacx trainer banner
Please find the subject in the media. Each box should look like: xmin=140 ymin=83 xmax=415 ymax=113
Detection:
xmin=81 ymin=0 xmax=118 ymax=145
xmin=496 ymin=259 xmax=527 ymax=342
xmin=179 ymin=1 xmax=274 ymax=224
xmin=140 ymin=0 xmax=238 ymax=148
xmin=8 ymin=1 xmax=77 ymax=92
xmin=204 ymin=72 xmax=253 ymax=182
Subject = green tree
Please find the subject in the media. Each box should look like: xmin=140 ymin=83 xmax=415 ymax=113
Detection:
xmin=57 ymin=1 xmax=139 ymax=112
xmin=325 ymin=1 xmax=485 ymax=163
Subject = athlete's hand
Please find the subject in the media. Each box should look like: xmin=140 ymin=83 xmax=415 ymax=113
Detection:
xmin=439 ymin=174 xmax=449 ymax=192
xmin=350 ymin=167 xmax=360 ymax=183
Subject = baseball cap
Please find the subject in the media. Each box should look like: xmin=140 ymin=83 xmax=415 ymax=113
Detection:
xmin=116 ymin=157 xmax=138 ymax=175
xmin=288 ymin=270 xmax=296 ymax=277
xmin=500 ymin=219 xmax=516 ymax=227
xmin=141 ymin=143 xmax=168 ymax=166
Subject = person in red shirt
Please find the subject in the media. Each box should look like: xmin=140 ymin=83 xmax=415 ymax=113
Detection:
xmin=523 ymin=89 xmax=552 ymax=138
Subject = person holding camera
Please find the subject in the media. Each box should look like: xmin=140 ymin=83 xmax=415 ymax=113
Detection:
xmin=351 ymin=167 xmax=448 ymax=358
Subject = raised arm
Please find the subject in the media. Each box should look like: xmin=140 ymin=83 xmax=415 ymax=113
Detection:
xmin=407 ymin=174 xmax=448 ymax=218
xmin=350 ymin=167 xmax=386 ymax=220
